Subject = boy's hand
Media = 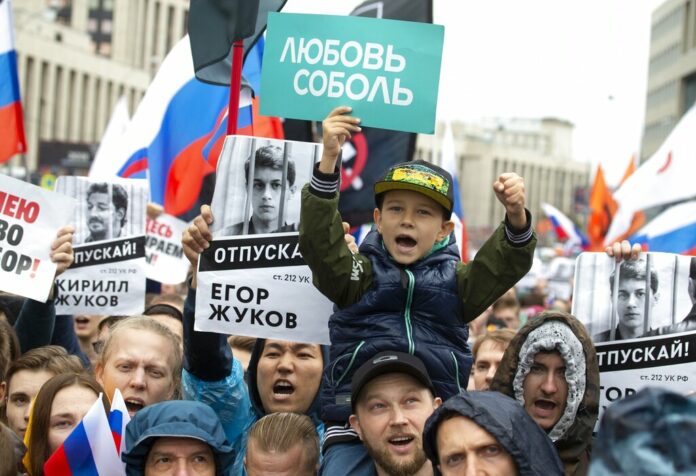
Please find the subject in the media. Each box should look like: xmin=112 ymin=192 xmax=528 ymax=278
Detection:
xmin=493 ymin=173 xmax=527 ymax=229
xmin=182 ymin=205 xmax=214 ymax=288
xmin=320 ymin=106 xmax=361 ymax=174
xmin=606 ymin=240 xmax=642 ymax=263
xmin=51 ymin=226 xmax=75 ymax=277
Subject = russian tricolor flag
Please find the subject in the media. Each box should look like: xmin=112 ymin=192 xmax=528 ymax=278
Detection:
xmin=0 ymin=0 xmax=27 ymax=163
xmin=541 ymin=202 xmax=589 ymax=249
xmin=44 ymin=390 xmax=129 ymax=476
xmin=629 ymin=200 xmax=696 ymax=255
xmin=89 ymin=35 xmax=252 ymax=217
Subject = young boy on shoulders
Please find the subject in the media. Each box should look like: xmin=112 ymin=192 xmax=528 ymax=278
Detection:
xmin=299 ymin=106 xmax=536 ymax=471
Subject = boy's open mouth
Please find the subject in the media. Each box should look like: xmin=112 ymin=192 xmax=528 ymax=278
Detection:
xmin=395 ymin=235 xmax=417 ymax=248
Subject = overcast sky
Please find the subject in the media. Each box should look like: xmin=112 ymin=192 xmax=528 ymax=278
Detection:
xmin=283 ymin=0 xmax=665 ymax=186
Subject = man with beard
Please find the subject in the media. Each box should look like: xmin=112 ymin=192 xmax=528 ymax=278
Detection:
xmin=84 ymin=182 xmax=128 ymax=243
xmin=348 ymin=352 xmax=441 ymax=476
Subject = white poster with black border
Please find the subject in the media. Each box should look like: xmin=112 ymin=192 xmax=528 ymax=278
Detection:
xmin=0 ymin=174 xmax=76 ymax=301
xmin=195 ymin=135 xmax=332 ymax=344
xmin=145 ymin=213 xmax=189 ymax=284
xmin=53 ymin=177 xmax=148 ymax=315
xmin=572 ymin=252 xmax=696 ymax=431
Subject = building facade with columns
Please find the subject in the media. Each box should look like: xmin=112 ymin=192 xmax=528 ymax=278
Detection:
xmin=416 ymin=118 xmax=590 ymax=246
xmin=8 ymin=0 xmax=189 ymax=174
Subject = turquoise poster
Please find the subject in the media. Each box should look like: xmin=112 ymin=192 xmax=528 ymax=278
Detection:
xmin=261 ymin=12 xmax=444 ymax=134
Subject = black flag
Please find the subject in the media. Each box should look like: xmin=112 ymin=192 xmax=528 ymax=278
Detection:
xmin=188 ymin=0 xmax=287 ymax=85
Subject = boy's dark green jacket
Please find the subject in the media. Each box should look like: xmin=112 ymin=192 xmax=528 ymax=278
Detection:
xmin=299 ymin=184 xmax=536 ymax=422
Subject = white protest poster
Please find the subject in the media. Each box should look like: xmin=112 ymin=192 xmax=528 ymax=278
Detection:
xmin=572 ymin=252 xmax=696 ymax=430
xmin=54 ymin=177 xmax=148 ymax=315
xmin=0 ymin=175 xmax=76 ymax=301
xmin=145 ymin=213 xmax=189 ymax=284
xmin=195 ymin=135 xmax=332 ymax=344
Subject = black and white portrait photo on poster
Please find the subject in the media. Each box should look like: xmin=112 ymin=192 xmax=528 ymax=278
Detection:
xmin=573 ymin=252 xmax=695 ymax=341
xmin=210 ymin=136 xmax=318 ymax=237
xmin=53 ymin=176 xmax=148 ymax=316
xmin=572 ymin=252 xmax=696 ymax=430
xmin=195 ymin=136 xmax=332 ymax=345
xmin=55 ymin=176 xmax=147 ymax=244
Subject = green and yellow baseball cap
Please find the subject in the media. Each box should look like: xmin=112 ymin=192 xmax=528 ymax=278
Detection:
xmin=374 ymin=160 xmax=454 ymax=218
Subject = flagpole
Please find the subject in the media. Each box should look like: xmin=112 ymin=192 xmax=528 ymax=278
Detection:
xmin=227 ymin=40 xmax=244 ymax=135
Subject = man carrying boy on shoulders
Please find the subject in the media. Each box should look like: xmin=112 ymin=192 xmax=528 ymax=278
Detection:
xmin=299 ymin=106 xmax=536 ymax=474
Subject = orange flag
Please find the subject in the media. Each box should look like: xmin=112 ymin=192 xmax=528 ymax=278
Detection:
xmin=588 ymin=158 xmax=645 ymax=251
xmin=588 ymin=165 xmax=617 ymax=251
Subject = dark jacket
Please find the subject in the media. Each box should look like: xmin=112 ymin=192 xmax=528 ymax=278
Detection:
xmin=299 ymin=184 xmax=536 ymax=422
xmin=14 ymin=298 xmax=90 ymax=368
xmin=122 ymin=400 xmax=234 ymax=476
xmin=423 ymin=392 xmax=564 ymax=476
xmin=589 ymin=387 xmax=696 ymax=475
xmin=324 ymin=228 xmax=470 ymax=422
xmin=490 ymin=312 xmax=600 ymax=476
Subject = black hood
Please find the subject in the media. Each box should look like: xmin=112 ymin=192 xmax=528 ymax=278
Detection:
xmin=246 ymin=338 xmax=328 ymax=425
xmin=423 ymin=392 xmax=564 ymax=476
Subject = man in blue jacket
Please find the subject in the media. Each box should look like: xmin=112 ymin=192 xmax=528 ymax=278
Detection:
xmin=123 ymin=400 xmax=234 ymax=476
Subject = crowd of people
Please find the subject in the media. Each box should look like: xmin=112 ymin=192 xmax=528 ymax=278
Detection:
xmin=0 ymin=107 xmax=694 ymax=476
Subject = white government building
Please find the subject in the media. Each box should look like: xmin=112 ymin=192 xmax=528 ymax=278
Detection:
xmin=417 ymin=118 xmax=590 ymax=240
xmin=9 ymin=0 xmax=189 ymax=173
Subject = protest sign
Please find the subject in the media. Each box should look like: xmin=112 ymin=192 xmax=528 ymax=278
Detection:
xmin=145 ymin=213 xmax=189 ymax=284
xmin=572 ymin=252 xmax=696 ymax=429
xmin=54 ymin=177 xmax=148 ymax=315
xmin=261 ymin=12 xmax=444 ymax=134
xmin=0 ymin=174 xmax=76 ymax=301
xmin=195 ymin=135 xmax=332 ymax=344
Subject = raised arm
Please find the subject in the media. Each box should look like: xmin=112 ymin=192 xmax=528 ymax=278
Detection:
xmin=298 ymin=107 xmax=371 ymax=308
xmin=180 ymin=205 xmax=233 ymax=381
xmin=14 ymin=226 xmax=74 ymax=352
xmin=458 ymin=174 xmax=536 ymax=321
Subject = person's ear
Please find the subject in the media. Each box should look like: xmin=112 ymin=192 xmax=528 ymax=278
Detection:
xmin=437 ymin=220 xmax=455 ymax=241
xmin=95 ymin=362 xmax=105 ymax=386
xmin=289 ymin=185 xmax=297 ymax=194
xmin=373 ymin=208 xmax=382 ymax=233
xmin=433 ymin=396 xmax=443 ymax=409
xmin=348 ymin=414 xmax=364 ymax=440
xmin=0 ymin=381 xmax=6 ymax=402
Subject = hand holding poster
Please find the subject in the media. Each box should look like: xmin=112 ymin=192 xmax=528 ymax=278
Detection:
xmin=145 ymin=213 xmax=189 ymax=284
xmin=0 ymin=174 xmax=76 ymax=301
xmin=261 ymin=13 xmax=444 ymax=134
xmin=572 ymin=252 xmax=696 ymax=429
xmin=54 ymin=177 xmax=148 ymax=315
xmin=195 ymin=136 xmax=332 ymax=344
